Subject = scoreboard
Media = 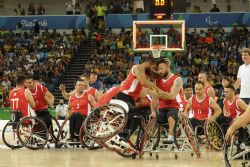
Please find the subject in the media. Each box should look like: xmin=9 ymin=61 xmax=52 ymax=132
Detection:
xmin=150 ymin=0 xmax=173 ymax=20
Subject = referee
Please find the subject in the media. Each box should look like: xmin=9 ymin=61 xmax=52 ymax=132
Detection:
xmin=234 ymin=48 xmax=250 ymax=104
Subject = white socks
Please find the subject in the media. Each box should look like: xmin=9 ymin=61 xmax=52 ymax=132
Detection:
xmin=167 ymin=135 xmax=174 ymax=141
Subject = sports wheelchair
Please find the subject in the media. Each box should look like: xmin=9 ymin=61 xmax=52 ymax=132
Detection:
xmin=224 ymin=124 xmax=250 ymax=167
xmin=192 ymin=119 xmax=224 ymax=151
xmin=142 ymin=114 xmax=200 ymax=160
xmin=55 ymin=115 xmax=102 ymax=150
xmin=84 ymin=99 xmax=155 ymax=158
xmin=2 ymin=110 xmax=60 ymax=150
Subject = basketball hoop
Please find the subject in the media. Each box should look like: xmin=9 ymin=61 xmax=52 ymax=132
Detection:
xmin=150 ymin=45 xmax=166 ymax=58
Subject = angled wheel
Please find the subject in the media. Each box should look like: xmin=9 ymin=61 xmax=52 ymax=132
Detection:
xmin=55 ymin=119 xmax=70 ymax=147
xmin=183 ymin=117 xmax=200 ymax=158
xmin=205 ymin=120 xmax=224 ymax=151
xmin=48 ymin=117 xmax=61 ymax=144
xmin=84 ymin=103 xmax=128 ymax=140
xmin=138 ymin=117 xmax=156 ymax=154
xmin=224 ymin=127 xmax=250 ymax=167
xmin=2 ymin=121 xmax=23 ymax=149
xmin=79 ymin=123 xmax=102 ymax=150
xmin=17 ymin=117 xmax=48 ymax=150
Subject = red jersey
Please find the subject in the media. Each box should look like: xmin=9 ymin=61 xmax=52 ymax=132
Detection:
xmin=156 ymin=74 xmax=182 ymax=109
xmin=137 ymin=95 xmax=151 ymax=108
xmin=224 ymin=97 xmax=244 ymax=119
xmin=69 ymin=92 xmax=91 ymax=116
xmin=180 ymin=96 xmax=189 ymax=112
xmin=86 ymin=87 xmax=97 ymax=98
xmin=9 ymin=88 xmax=30 ymax=117
xmin=204 ymin=85 xmax=214 ymax=96
xmin=31 ymin=84 xmax=48 ymax=111
xmin=191 ymin=95 xmax=212 ymax=120
xmin=120 ymin=66 xmax=143 ymax=101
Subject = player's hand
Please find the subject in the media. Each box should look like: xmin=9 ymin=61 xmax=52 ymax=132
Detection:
xmin=225 ymin=125 xmax=236 ymax=141
xmin=59 ymin=84 xmax=65 ymax=91
xmin=148 ymin=88 xmax=158 ymax=98
xmin=150 ymin=112 xmax=156 ymax=118
xmin=206 ymin=117 xmax=214 ymax=123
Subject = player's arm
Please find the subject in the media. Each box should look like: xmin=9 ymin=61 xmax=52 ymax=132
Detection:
xmin=44 ymin=90 xmax=55 ymax=107
xmin=237 ymin=98 xmax=248 ymax=112
xmin=59 ymin=84 xmax=76 ymax=99
xmin=95 ymin=90 xmax=102 ymax=100
xmin=209 ymin=98 xmax=222 ymax=121
xmin=226 ymin=104 xmax=250 ymax=139
xmin=223 ymin=105 xmax=227 ymax=117
xmin=89 ymin=94 xmax=96 ymax=107
xmin=134 ymin=65 xmax=158 ymax=90
xmin=207 ymin=87 xmax=216 ymax=99
xmin=157 ymin=78 xmax=183 ymax=100
xmin=234 ymin=78 xmax=241 ymax=90
xmin=147 ymin=89 xmax=158 ymax=117
xmin=25 ymin=88 xmax=36 ymax=108
xmin=184 ymin=99 xmax=192 ymax=117
xmin=66 ymin=101 xmax=72 ymax=119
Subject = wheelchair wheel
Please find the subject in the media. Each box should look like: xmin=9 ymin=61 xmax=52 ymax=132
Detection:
xmin=138 ymin=117 xmax=156 ymax=154
xmin=79 ymin=124 xmax=103 ymax=150
xmin=55 ymin=119 xmax=70 ymax=147
xmin=84 ymin=103 xmax=128 ymax=140
xmin=17 ymin=117 xmax=48 ymax=150
xmin=205 ymin=120 xmax=224 ymax=151
xmin=48 ymin=117 xmax=61 ymax=144
xmin=183 ymin=117 xmax=200 ymax=158
xmin=2 ymin=121 xmax=23 ymax=149
xmin=224 ymin=127 xmax=250 ymax=167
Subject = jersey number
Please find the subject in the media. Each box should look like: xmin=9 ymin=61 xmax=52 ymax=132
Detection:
xmin=77 ymin=103 xmax=80 ymax=109
xmin=11 ymin=98 xmax=19 ymax=109
xmin=198 ymin=109 xmax=202 ymax=115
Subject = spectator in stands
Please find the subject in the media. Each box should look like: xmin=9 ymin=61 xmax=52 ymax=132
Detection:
xmin=210 ymin=4 xmax=220 ymax=12
xmin=65 ymin=0 xmax=74 ymax=15
xmin=28 ymin=3 xmax=36 ymax=15
xmin=193 ymin=5 xmax=202 ymax=13
xmin=37 ymin=3 xmax=45 ymax=15
xmin=96 ymin=2 xmax=106 ymax=23
xmin=55 ymin=99 xmax=68 ymax=120
xmin=89 ymin=71 xmax=104 ymax=93
xmin=1 ymin=76 xmax=11 ymax=90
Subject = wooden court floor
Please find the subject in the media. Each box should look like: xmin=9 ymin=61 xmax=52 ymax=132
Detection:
xmin=0 ymin=147 xmax=225 ymax=167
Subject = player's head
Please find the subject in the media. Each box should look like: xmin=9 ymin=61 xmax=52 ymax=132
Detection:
xmin=25 ymin=75 xmax=35 ymax=89
xmin=80 ymin=74 xmax=90 ymax=88
xmin=143 ymin=56 xmax=157 ymax=76
xmin=75 ymin=78 xmax=85 ymax=93
xmin=224 ymin=85 xmax=236 ymax=99
xmin=183 ymin=83 xmax=193 ymax=99
xmin=198 ymin=72 xmax=207 ymax=84
xmin=16 ymin=75 xmax=26 ymax=86
xmin=241 ymin=48 xmax=250 ymax=64
xmin=194 ymin=81 xmax=204 ymax=96
xmin=157 ymin=58 xmax=171 ymax=78
xmin=89 ymin=72 xmax=98 ymax=83
xmin=222 ymin=76 xmax=232 ymax=88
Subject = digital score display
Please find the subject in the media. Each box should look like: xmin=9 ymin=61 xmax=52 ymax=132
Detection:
xmin=150 ymin=0 xmax=173 ymax=20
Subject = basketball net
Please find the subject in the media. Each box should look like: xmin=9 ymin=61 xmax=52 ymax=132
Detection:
xmin=150 ymin=45 xmax=166 ymax=58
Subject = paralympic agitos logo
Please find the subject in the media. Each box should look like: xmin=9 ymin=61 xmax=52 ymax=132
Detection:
xmin=205 ymin=16 xmax=219 ymax=25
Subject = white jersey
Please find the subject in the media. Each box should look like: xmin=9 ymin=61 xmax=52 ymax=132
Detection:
xmin=237 ymin=64 xmax=250 ymax=98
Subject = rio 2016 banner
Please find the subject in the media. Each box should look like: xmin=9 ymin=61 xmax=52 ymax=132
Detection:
xmin=0 ymin=15 xmax=86 ymax=30
xmin=105 ymin=13 xmax=250 ymax=28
